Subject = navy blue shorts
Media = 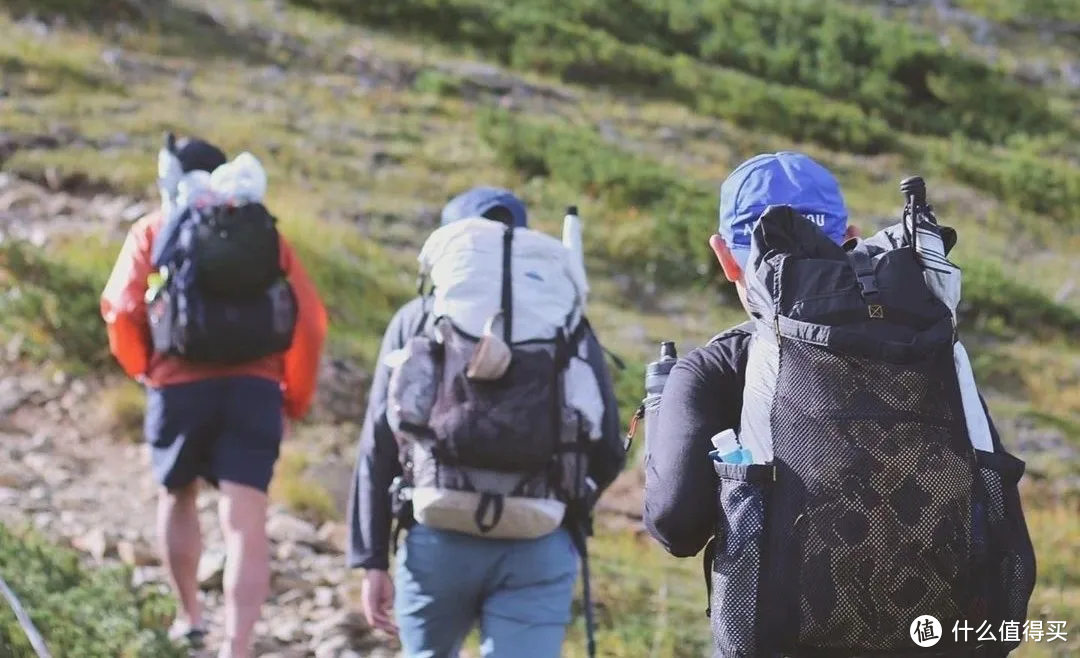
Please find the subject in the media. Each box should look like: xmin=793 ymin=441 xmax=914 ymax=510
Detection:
xmin=144 ymin=376 xmax=284 ymax=493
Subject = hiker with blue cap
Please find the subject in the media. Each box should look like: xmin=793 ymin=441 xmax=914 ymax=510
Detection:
xmin=642 ymin=150 xmax=857 ymax=559
xmin=642 ymin=152 xmax=1036 ymax=657
xmin=347 ymin=186 xmax=626 ymax=658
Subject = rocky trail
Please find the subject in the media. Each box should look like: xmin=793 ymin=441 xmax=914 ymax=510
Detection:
xmin=0 ymin=372 xmax=400 ymax=658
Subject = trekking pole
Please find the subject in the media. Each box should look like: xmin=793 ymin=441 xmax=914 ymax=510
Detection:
xmin=0 ymin=573 xmax=52 ymax=658
xmin=578 ymin=522 xmax=597 ymax=658
xmin=900 ymin=176 xmax=926 ymax=252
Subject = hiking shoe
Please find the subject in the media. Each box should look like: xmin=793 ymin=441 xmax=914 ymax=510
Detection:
xmin=168 ymin=619 xmax=208 ymax=650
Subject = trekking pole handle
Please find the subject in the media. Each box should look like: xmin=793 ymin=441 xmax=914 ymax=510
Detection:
xmin=900 ymin=176 xmax=926 ymax=208
xmin=900 ymin=176 xmax=926 ymax=251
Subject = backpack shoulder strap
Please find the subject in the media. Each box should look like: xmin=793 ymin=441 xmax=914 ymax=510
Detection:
xmin=500 ymin=225 xmax=514 ymax=344
xmin=569 ymin=315 xmax=626 ymax=372
xmin=707 ymin=321 xmax=756 ymax=347
xmin=413 ymin=294 xmax=434 ymax=338
xmin=151 ymin=206 xmax=195 ymax=269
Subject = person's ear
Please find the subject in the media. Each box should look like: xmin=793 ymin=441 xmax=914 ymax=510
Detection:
xmin=709 ymin=234 xmax=742 ymax=283
xmin=844 ymin=225 xmax=860 ymax=240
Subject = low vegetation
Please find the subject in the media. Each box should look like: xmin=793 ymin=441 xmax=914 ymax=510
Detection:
xmin=0 ymin=241 xmax=111 ymax=372
xmin=268 ymin=447 xmax=339 ymax=526
xmin=955 ymin=0 xmax=1080 ymax=24
xmin=98 ymin=379 xmax=147 ymax=443
xmin=0 ymin=523 xmax=182 ymax=658
xmin=294 ymin=0 xmax=1061 ymax=144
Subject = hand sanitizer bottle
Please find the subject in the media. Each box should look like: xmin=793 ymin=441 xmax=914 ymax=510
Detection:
xmin=709 ymin=429 xmax=754 ymax=465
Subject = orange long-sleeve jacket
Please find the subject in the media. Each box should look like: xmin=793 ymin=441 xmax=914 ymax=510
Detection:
xmin=100 ymin=210 xmax=328 ymax=420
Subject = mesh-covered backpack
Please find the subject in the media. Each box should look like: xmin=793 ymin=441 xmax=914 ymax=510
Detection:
xmin=704 ymin=193 xmax=1037 ymax=657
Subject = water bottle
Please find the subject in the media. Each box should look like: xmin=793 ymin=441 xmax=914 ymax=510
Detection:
xmin=628 ymin=341 xmax=678 ymax=459
xmin=645 ymin=341 xmax=678 ymax=398
xmin=562 ymin=205 xmax=584 ymax=259
xmin=562 ymin=204 xmax=589 ymax=301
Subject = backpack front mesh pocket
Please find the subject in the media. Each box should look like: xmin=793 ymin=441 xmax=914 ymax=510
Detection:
xmin=776 ymin=341 xmax=976 ymax=652
xmin=709 ymin=462 xmax=774 ymax=658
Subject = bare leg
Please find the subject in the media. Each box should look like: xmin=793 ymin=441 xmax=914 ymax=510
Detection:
xmin=157 ymin=481 xmax=204 ymax=628
xmin=217 ymin=481 xmax=271 ymax=658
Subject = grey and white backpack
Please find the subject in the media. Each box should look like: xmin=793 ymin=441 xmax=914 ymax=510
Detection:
xmin=385 ymin=216 xmax=605 ymax=539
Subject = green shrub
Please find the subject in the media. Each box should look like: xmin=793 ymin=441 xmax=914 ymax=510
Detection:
xmin=927 ymin=138 xmax=1080 ymax=226
xmin=289 ymin=0 xmax=895 ymax=154
xmin=276 ymin=213 xmax=414 ymax=366
xmin=581 ymin=0 xmax=1058 ymax=143
xmin=0 ymin=523 xmax=183 ymax=658
xmin=289 ymin=0 xmax=1061 ymax=146
xmin=0 ymin=241 xmax=111 ymax=371
xmin=959 ymin=258 xmax=1080 ymax=340
xmin=955 ymin=0 xmax=1080 ymax=23
xmin=0 ymin=0 xmax=145 ymax=23
xmin=478 ymin=111 xmax=715 ymax=287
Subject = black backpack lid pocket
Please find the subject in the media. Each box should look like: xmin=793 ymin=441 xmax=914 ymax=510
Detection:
xmin=708 ymin=461 xmax=775 ymax=657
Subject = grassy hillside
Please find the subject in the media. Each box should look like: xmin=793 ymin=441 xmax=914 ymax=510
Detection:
xmin=1 ymin=0 xmax=1078 ymax=655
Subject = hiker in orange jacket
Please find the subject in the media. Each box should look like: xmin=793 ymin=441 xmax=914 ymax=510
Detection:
xmin=100 ymin=135 xmax=327 ymax=658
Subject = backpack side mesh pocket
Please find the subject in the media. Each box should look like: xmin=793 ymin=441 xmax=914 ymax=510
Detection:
xmin=972 ymin=449 xmax=1037 ymax=654
xmin=708 ymin=462 xmax=774 ymax=658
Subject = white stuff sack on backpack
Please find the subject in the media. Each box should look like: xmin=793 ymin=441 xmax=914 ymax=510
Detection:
xmin=413 ymin=217 xmax=605 ymax=438
xmin=418 ymin=217 xmax=588 ymax=341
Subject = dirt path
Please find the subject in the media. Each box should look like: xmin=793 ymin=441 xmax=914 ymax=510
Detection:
xmin=0 ymin=373 xmax=398 ymax=658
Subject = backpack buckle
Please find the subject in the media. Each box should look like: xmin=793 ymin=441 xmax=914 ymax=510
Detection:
xmin=856 ymin=272 xmax=879 ymax=296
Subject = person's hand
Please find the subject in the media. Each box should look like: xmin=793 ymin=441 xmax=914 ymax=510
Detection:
xmin=361 ymin=569 xmax=398 ymax=636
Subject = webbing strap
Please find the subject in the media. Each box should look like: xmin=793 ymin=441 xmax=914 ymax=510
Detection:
xmin=500 ymin=226 xmax=514 ymax=344
xmin=474 ymin=493 xmax=504 ymax=533
xmin=847 ymin=250 xmax=879 ymax=299
xmin=702 ymin=536 xmax=715 ymax=617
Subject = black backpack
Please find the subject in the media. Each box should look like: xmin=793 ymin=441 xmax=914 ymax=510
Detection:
xmin=703 ymin=192 xmax=1036 ymax=657
xmin=147 ymin=202 xmax=298 ymax=364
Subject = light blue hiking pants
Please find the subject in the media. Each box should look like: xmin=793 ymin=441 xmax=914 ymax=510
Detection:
xmin=394 ymin=523 xmax=580 ymax=658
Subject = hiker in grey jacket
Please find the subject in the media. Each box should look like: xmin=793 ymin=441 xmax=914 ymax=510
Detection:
xmin=347 ymin=186 xmax=626 ymax=658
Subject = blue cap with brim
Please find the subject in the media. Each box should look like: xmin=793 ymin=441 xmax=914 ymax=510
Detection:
xmin=718 ymin=152 xmax=848 ymax=269
xmin=440 ymin=186 xmax=528 ymax=228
